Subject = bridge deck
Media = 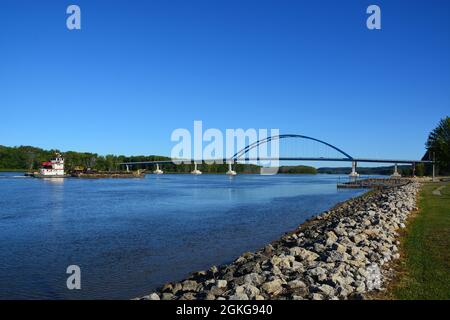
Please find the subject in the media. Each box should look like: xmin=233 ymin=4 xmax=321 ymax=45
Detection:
xmin=119 ymin=157 xmax=433 ymax=166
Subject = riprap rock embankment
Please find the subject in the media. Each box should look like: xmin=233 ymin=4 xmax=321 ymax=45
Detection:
xmin=140 ymin=181 xmax=419 ymax=300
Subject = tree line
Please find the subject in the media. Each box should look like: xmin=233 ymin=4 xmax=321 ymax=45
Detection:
xmin=0 ymin=145 xmax=265 ymax=173
xmin=0 ymin=145 xmax=320 ymax=174
xmin=425 ymin=116 xmax=450 ymax=175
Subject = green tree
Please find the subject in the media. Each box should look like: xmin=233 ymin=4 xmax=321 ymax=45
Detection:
xmin=426 ymin=117 xmax=450 ymax=175
xmin=415 ymin=163 xmax=425 ymax=177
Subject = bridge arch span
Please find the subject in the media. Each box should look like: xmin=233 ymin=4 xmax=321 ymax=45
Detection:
xmin=230 ymin=134 xmax=354 ymax=162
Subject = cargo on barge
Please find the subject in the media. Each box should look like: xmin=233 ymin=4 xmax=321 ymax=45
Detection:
xmin=70 ymin=170 xmax=145 ymax=178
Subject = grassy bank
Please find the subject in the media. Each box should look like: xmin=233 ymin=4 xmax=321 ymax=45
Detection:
xmin=390 ymin=182 xmax=450 ymax=299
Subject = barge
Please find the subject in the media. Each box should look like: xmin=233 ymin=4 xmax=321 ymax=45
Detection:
xmin=71 ymin=170 xmax=145 ymax=178
xmin=27 ymin=154 xmax=144 ymax=179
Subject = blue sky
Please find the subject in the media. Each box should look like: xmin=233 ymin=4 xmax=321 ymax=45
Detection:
xmin=0 ymin=0 xmax=449 ymax=164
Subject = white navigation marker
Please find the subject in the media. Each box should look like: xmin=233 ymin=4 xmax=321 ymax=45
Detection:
xmin=191 ymin=162 xmax=202 ymax=175
xmin=153 ymin=163 xmax=164 ymax=174
xmin=226 ymin=162 xmax=237 ymax=176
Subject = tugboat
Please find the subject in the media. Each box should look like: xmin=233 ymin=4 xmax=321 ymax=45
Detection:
xmin=32 ymin=153 xmax=68 ymax=178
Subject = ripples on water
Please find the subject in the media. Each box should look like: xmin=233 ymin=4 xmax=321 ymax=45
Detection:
xmin=0 ymin=172 xmax=366 ymax=299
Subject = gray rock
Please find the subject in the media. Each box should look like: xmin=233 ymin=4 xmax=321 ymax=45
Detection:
xmin=216 ymin=279 xmax=227 ymax=288
xmin=229 ymin=293 xmax=249 ymax=300
xmin=314 ymin=243 xmax=326 ymax=253
xmin=326 ymin=231 xmax=338 ymax=246
xmin=271 ymin=255 xmax=293 ymax=268
xmin=144 ymin=292 xmax=160 ymax=300
xmin=234 ymin=256 xmax=247 ymax=264
xmin=289 ymin=247 xmax=320 ymax=261
xmin=205 ymin=293 xmax=216 ymax=300
xmin=182 ymin=280 xmax=200 ymax=292
xmin=261 ymin=279 xmax=283 ymax=295
xmin=334 ymin=226 xmax=347 ymax=236
xmin=210 ymin=285 xmax=225 ymax=296
xmin=335 ymin=285 xmax=349 ymax=298
xmin=236 ymin=284 xmax=260 ymax=298
xmin=161 ymin=283 xmax=174 ymax=293
xmin=244 ymin=273 xmax=265 ymax=286
xmin=354 ymin=280 xmax=366 ymax=293
xmin=291 ymin=260 xmax=305 ymax=271
xmin=350 ymin=293 xmax=366 ymax=300
xmin=365 ymin=263 xmax=382 ymax=290
xmin=179 ymin=292 xmax=196 ymax=300
xmin=311 ymin=293 xmax=324 ymax=300
xmin=352 ymin=234 xmax=367 ymax=244
xmin=308 ymin=266 xmax=327 ymax=278
xmin=330 ymin=273 xmax=347 ymax=287
xmin=209 ymin=265 xmax=219 ymax=274
xmin=264 ymin=244 xmax=274 ymax=254
xmin=271 ymin=265 xmax=282 ymax=276
xmin=287 ymin=279 xmax=307 ymax=289
xmin=318 ymin=284 xmax=335 ymax=297
xmin=161 ymin=293 xmax=174 ymax=300
xmin=333 ymin=243 xmax=347 ymax=254
xmin=172 ymin=282 xmax=182 ymax=294
xmin=357 ymin=267 xmax=368 ymax=278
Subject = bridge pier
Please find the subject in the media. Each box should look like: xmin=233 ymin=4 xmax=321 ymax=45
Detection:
xmin=153 ymin=163 xmax=164 ymax=174
xmin=349 ymin=161 xmax=359 ymax=179
xmin=191 ymin=162 xmax=202 ymax=175
xmin=226 ymin=162 xmax=237 ymax=176
xmin=391 ymin=163 xmax=401 ymax=178
xmin=125 ymin=165 xmax=129 ymax=172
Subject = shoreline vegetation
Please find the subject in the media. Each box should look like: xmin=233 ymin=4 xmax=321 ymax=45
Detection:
xmin=138 ymin=179 xmax=420 ymax=300
xmin=0 ymin=145 xmax=312 ymax=174
xmin=374 ymin=181 xmax=450 ymax=299
xmin=0 ymin=168 xmax=28 ymax=172
xmin=0 ymin=144 xmax=421 ymax=175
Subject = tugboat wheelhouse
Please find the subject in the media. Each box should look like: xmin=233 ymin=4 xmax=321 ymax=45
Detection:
xmin=38 ymin=153 xmax=65 ymax=176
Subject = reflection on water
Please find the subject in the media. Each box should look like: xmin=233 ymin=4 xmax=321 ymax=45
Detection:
xmin=43 ymin=178 xmax=65 ymax=227
xmin=0 ymin=173 xmax=366 ymax=299
xmin=42 ymin=178 xmax=65 ymax=184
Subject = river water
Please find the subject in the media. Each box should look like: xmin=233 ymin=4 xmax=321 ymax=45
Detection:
xmin=0 ymin=173 xmax=366 ymax=299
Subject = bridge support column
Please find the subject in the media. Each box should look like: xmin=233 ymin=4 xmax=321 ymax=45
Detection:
xmin=391 ymin=163 xmax=401 ymax=178
xmin=191 ymin=162 xmax=202 ymax=175
xmin=126 ymin=165 xmax=129 ymax=172
xmin=349 ymin=161 xmax=359 ymax=179
xmin=432 ymin=163 xmax=436 ymax=181
xmin=226 ymin=162 xmax=237 ymax=176
xmin=153 ymin=163 xmax=164 ymax=174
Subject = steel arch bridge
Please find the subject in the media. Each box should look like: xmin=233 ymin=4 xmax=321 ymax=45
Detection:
xmin=230 ymin=134 xmax=353 ymax=163
xmin=118 ymin=133 xmax=434 ymax=176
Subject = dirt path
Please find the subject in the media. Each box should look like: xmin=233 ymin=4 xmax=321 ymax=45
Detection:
xmin=432 ymin=185 xmax=445 ymax=196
